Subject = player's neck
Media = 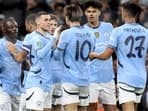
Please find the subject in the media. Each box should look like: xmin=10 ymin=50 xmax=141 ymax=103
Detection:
xmin=6 ymin=37 xmax=17 ymax=43
xmin=36 ymin=28 xmax=46 ymax=37
xmin=69 ymin=22 xmax=80 ymax=28
xmin=5 ymin=35 xmax=17 ymax=43
xmin=87 ymin=21 xmax=100 ymax=28
xmin=125 ymin=17 xmax=136 ymax=24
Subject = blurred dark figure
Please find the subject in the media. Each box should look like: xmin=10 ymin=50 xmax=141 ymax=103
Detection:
xmin=139 ymin=5 xmax=148 ymax=28
xmin=0 ymin=14 xmax=5 ymax=38
xmin=0 ymin=0 xmax=24 ymax=38
xmin=66 ymin=0 xmax=80 ymax=5
xmin=25 ymin=0 xmax=50 ymax=16
xmin=53 ymin=2 xmax=66 ymax=25
xmin=21 ymin=0 xmax=51 ymax=36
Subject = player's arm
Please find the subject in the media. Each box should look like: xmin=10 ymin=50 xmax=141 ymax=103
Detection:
xmin=36 ymin=26 xmax=62 ymax=58
xmin=53 ymin=30 xmax=67 ymax=60
xmin=36 ymin=38 xmax=55 ymax=58
xmin=7 ymin=42 xmax=28 ymax=62
xmin=53 ymin=47 xmax=64 ymax=60
xmin=52 ymin=25 xmax=62 ymax=48
xmin=89 ymin=47 xmax=114 ymax=60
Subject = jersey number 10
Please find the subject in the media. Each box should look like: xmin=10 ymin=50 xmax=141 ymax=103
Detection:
xmin=75 ymin=40 xmax=91 ymax=61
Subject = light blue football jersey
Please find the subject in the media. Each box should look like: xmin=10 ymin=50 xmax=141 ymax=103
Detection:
xmin=22 ymin=31 xmax=55 ymax=92
xmin=0 ymin=38 xmax=22 ymax=96
xmin=50 ymin=50 xmax=64 ymax=84
xmin=54 ymin=26 xmax=95 ymax=86
xmin=84 ymin=22 xmax=115 ymax=83
xmin=108 ymin=23 xmax=148 ymax=88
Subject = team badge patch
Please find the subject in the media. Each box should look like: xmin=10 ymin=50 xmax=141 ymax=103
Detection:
xmin=94 ymin=32 xmax=99 ymax=38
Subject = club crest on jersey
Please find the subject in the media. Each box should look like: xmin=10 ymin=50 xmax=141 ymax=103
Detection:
xmin=94 ymin=32 xmax=99 ymax=38
xmin=36 ymin=41 xmax=42 ymax=48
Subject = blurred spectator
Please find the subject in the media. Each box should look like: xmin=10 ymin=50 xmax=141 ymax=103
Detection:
xmin=21 ymin=0 xmax=51 ymax=36
xmin=53 ymin=2 xmax=65 ymax=25
xmin=25 ymin=0 xmax=50 ymax=17
xmin=0 ymin=0 xmax=24 ymax=37
xmin=101 ymin=9 xmax=119 ymax=27
xmin=0 ymin=14 xmax=5 ymax=37
xmin=66 ymin=0 xmax=80 ymax=5
xmin=46 ymin=0 xmax=66 ymax=11
xmin=140 ymin=5 xmax=148 ymax=28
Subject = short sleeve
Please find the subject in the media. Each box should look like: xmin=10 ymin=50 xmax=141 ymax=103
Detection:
xmin=57 ymin=30 xmax=70 ymax=50
xmin=108 ymin=28 xmax=119 ymax=49
xmin=22 ymin=34 xmax=32 ymax=52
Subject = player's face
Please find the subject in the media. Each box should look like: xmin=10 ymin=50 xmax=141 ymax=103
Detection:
xmin=49 ymin=19 xmax=58 ymax=35
xmin=38 ymin=14 xmax=51 ymax=32
xmin=5 ymin=20 xmax=18 ymax=38
xmin=85 ymin=7 xmax=101 ymax=23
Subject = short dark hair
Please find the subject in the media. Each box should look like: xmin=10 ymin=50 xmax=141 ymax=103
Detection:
xmin=3 ymin=17 xmax=17 ymax=34
xmin=25 ymin=13 xmax=37 ymax=25
xmin=121 ymin=2 xmax=142 ymax=22
xmin=3 ymin=17 xmax=16 ymax=27
xmin=121 ymin=2 xmax=142 ymax=17
xmin=83 ymin=1 xmax=102 ymax=11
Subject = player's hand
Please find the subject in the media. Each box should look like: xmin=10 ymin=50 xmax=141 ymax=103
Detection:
xmin=89 ymin=52 xmax=97 ymax=60
xmin=6 ymin=42 xmax=17 ymax=54
xmin=53 ymin=25 xmax=62 ymax=39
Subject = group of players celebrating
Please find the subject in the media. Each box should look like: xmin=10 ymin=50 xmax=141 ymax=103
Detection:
xmin=0 ymin=1 xmax=147 ymax=111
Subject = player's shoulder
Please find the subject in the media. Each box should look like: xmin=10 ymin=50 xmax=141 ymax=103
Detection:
xmin=0 ymin=38 xmax=4 ymax=42
xmin=138 ymin=24 xmax=148 ymax=32
xmin=0 ymin=38 xmax=6 ymax=44
xmin=16 ymin=39 xmax=22 ymax=44
xmin=24 ymin=32 xmax=34 ymax=41
xmin=113 ymin=24 xmax=126 ymax=32
xmin=60 ymin=27 xmax=75 ymax=37
xmin=100 ymin=21 xmax=113 ymax=27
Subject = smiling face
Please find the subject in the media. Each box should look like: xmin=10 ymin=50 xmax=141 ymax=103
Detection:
xmin=36 ymin=14 xmax=51 ymax=32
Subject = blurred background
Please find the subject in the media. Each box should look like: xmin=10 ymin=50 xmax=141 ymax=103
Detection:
xmin=0 ymin=0 xmax=147 ymax=39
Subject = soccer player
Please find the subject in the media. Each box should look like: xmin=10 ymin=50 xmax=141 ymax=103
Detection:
xmin=25 ymin=13 xmax=37 ymax=33
xmin=19 ymin=13 xmax=37 ymax=111
xmin=83 ymin=1 xmax=117 ymax=111
xmin=89 ymin=2 xmax=148 ymax=111
xmin=48 ymin=14 xmax=63 ymax=111
xmin=54 ymin=4 xmax=95 ymax=111
xmin=0 ymin=17 xmax=22 ymax=111
xmin=48 ymin=14 xmax=59 ymax=35
xmin=7 ymin=12 xmax=57 ymax=111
